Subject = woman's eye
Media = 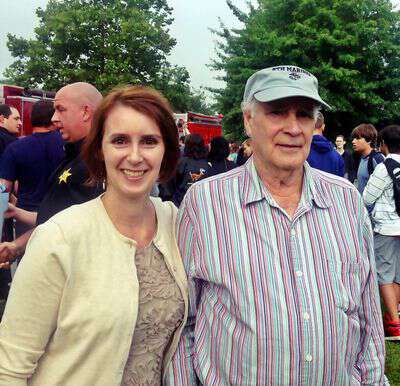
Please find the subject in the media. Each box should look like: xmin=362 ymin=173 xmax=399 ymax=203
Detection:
xmin=112 ymin=136 xmax=126 ymax=145
xmin=142 ymin=136 xmax=158 ymax=145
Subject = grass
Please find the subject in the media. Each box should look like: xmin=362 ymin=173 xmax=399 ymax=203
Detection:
xmin=386 ymin=341 xmax=400 ymax=385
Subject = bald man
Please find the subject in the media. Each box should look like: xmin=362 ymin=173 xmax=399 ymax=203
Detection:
xmin=0 ymin=83 xmax=104 ymax=267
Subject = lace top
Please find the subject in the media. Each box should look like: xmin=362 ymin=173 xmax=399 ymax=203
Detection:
xmin=121 ymin=242 xmax=185 ymax=386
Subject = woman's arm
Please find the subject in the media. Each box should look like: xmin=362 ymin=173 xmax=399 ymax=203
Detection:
xmin=0 ymin=222 xmax=68 ymax=384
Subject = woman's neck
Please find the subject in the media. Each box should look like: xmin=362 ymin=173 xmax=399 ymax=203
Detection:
xmin=101 ymin=190 xmax=157 ymax=248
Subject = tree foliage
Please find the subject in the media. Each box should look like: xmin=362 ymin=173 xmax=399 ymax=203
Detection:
xmin=5 ymin=0 xmax=210 ymax=113
xmin=212 ymin=0 xmax=400 ymax=141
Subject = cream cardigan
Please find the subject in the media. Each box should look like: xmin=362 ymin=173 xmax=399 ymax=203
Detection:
xmin=0 ymin=196 xmax=188 ymax=386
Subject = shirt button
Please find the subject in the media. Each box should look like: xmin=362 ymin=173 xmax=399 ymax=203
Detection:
xmin=303 ymin=312 xmax=310 ymax=320
xmin=290 ymin=230 xmax=296 ymax=236
xmin=295 ymin=270 xmax=303 ymax=277
xmin=305 ymin=354 xmax=313 ymax=362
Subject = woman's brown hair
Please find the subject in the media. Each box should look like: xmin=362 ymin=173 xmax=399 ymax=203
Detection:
xmin=82 ymin=85 xmax=179 ymax=184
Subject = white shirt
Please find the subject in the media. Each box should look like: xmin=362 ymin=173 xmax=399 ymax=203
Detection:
xmin=363 ymin=153 xmax=400 ymax=235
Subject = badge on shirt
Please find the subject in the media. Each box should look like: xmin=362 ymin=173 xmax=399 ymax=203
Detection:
xmin=58 ymin=168 xmax=72 ymax=184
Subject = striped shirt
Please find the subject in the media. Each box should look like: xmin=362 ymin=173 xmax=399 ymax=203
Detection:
xmin=363 ymin=153 xmax=400 ymax=236
xmin=165 ymin=158 xmax=385 ymax=385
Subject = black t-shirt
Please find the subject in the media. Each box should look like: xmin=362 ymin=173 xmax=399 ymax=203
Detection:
xmin=172 ymin=156 xmax=209 ymax=207
xmin=0 ymin=131 xmax=65 ymax=211
xmin=36 ymin=140 xmax=104 ymax=225
xmin=0 ymin=127 xmax=17 ymax=157
xmin=205 ymin=159 xmax=236 ymax=178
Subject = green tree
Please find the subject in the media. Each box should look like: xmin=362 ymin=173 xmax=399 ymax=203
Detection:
xmin=4 ymin=0 xmax=209 ymax=113
xmin=212 ymin=0 xmax=400 ymax=141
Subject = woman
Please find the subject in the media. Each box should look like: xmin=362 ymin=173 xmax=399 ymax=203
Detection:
xmin=205 ymin=136 xmax=236 ymax=178
xmin=172 ymin=133 xmax=209 ymax=206
xmin=0 ymin=86 xmax=188 ymax=386
xmin=236 ymin=138 xmax=253 ymax=166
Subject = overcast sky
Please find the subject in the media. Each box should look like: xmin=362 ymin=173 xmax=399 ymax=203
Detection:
xmin=0 ymin=0 xmax=249 ymax=92
xmin=1 ymin=0 xmax=399 ymax=93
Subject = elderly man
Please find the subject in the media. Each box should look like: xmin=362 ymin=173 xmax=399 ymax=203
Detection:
xmin=167 ymin=66 xmax=385 ymax=385
xmin=0 ymin=82 xmax=103 ymax=267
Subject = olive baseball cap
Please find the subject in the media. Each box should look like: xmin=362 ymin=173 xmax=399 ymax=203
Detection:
xmin=243 ymin=65 xmax=330 ymax=108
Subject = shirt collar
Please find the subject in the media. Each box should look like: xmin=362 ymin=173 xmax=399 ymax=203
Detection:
xmin=242 ymin=158 xmax=332 ymax=209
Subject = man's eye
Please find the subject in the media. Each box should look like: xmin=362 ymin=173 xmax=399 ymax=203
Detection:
xmin=298 ymin=111 xmax=314 ymax=118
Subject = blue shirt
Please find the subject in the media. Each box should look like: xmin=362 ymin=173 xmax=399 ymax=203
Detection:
xmin=357 ymin=152 xmax=385 ymax=194
xmin=0 ymin=131 xmax=64 ymax=211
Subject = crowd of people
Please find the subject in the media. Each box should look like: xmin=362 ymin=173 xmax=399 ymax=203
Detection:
xmin=0 ymin=64 xmax=397 ymax=385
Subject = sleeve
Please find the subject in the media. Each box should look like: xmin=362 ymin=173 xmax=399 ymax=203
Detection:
xmin=0 ymin=221 xmax=68 ymax=385
xmin=363 ymin=164 xmax=390 ymax=207
xmin=355 ymin=208 xmax=386 ymax=384
xmin=165 ymin=191 xmax=201 ymax=385
xmin=0 ymin=145 xmax=18 ymax=182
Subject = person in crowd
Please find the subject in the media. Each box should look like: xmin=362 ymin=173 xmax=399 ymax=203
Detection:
xmin=0 ymin=100 xmax=64 ymax=240
xmin=335 ymin=134 xmax=356 ymax=182
xmin=307 ymin=112 xmax=344 ymax=176
xmin=167 ymin=65 xmax=385 ymax=384
xmin=0 ymin=105 xmax=21 ymax=308
xmin=352 ymin=123 xmax=384 ymax=194
xmin=204 ymin=136 xmax=236 ymax=177
xmin=0 ymin=82 xmax=104 ymax=267
xmin=178 ymin=135 xmax=185 ymax=156
xmin=172 ymin=133 xmax=209 ymax=206
xmin=227 ymin=141 xmax=239 ymax=162
xmin=0 ymin=86 xmax=188 ymax=385
xmin=235 ymin=138 xmax=252 ymax=166
xmin=0 ymin=104 xmax=21 ymax=155
xmin=363 ymin=125 xmax=400 ymax=339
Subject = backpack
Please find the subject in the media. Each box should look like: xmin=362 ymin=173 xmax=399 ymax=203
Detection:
xmin=367 ymin=150 xmax=384 ymax=175
xmin=384 ymin=158 xmax=400 ymax=217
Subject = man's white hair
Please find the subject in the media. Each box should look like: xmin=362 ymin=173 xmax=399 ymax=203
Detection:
xmin=241 ymin=98 xmax=321 ymax=119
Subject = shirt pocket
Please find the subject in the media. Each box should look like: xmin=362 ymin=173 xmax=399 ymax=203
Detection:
xmin=324 ymin=258 xmax=362 ymax=315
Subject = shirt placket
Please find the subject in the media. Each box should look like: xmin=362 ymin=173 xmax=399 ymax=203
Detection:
xmin=290 ymin=213 xmax=314 ymax=385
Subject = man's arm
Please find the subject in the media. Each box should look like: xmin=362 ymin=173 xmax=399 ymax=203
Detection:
xmin=355 ymin=209 xmax=386 ymax=384
xmin=5 ymin=203 xmax=37 ymax=226
xmin=165 ymin=194 xmax=201 ymax=385
xmin=0 ymin=230 xmax=34 ymax=268
xmin=363 ymin=164 xmax=389 ymax=207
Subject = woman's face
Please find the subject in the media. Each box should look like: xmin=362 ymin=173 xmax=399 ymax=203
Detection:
xmin=101 ymin=104 xmax=165 ymax=201
xmin=243 ymin=142 xmax=252 ymax=157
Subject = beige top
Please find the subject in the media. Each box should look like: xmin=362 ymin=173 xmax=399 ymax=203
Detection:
xmin=121 ymin=243 xmax=185 ymax=386
xmin=0 ymin=197 xmax=188 ymax=386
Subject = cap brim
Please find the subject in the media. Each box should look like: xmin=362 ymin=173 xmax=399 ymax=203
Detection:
xmin=254 ymin=87 xmax=331 ymax=109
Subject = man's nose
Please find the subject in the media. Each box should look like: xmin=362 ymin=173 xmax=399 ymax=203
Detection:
xmin=286 ymin=111 xmax=302 ymax=135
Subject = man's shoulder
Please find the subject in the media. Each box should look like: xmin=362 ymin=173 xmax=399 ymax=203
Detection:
xmin=185 ymin=165 xmax=244 ymax=200
xmin=310 ymin=166 xmax=357 ymax=192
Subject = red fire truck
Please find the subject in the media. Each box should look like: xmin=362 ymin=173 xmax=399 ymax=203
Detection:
xmin=174 ymin=112 xmax=222 ymax=144
xmin=0 ymin=85 xmax=55 ymax=136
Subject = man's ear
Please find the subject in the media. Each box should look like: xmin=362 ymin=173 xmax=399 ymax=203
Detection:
xmin=82 ymin=105 xmax=91 ymax=122
xmin=0 ymin=115 xmax=5 ymax=125
xmin=243 ymin=111 xmax=252 ymax=137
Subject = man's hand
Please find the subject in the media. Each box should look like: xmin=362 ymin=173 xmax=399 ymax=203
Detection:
xmin=4 ymin=203 xmax=18 ymax=219
xmin=0 ymin=242 xmax=18 ymax=267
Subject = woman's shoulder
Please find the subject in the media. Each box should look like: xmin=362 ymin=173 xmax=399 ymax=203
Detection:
xmin=43 ymin=197 xmax=104 ymax=235
xmin=151 ymin=197 xmax=177 ymax=224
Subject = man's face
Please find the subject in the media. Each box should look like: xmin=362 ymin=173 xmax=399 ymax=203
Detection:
xmin=3 ymin=107 xmax=22 ymax=134
xmin=335 ymin=137 xmax=345 ymax=150
xmin=352 ymin=136 xmax=370 ymax=155
xmin=52 ymin=88 xmax=87 ymax=142
xmin=244 ymin=97 xmax=317 ymax=174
